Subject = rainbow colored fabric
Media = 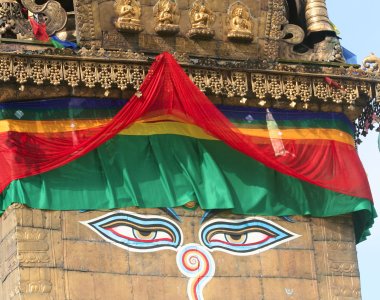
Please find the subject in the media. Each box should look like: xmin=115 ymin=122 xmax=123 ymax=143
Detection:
xmin=0 ymin=53 xmax=376 ymax=242
xmin=0 ymin=97 xmax=375 ymax=242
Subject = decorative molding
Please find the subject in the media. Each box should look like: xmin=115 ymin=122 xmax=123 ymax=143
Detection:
xmin=264 ymin=0 xmax=287 ymax=60
xmin=16 ymin=229 xmax=47 ymax=241
xmin=73 ymin=0 xmax=96 ymax=43
xmin=16 ymin=228 xmax=51 ymax=265
xmin=0 ymin=51 xmax=377 ymax=101
xmin=19 ymin=280 xmax=52 ymax=294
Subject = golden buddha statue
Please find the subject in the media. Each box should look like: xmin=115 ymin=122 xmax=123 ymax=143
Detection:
xmin=114 ymin=0 xmax=143 ymax=33
xmin=154 ymin=0 xmax=179 ymax=35
xmin=227 ymin=2 xmax=253 ymax=42
xmin=188 ymin=0 xmax=215 ymax=39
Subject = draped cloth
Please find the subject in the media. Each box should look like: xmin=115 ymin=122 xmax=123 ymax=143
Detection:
xmin=0 ymin=52 xmax=372 ymax=201
xmin=0 ymin=53 xmax=376 ymax=242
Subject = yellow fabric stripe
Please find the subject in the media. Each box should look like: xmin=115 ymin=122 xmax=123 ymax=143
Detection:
xmin=238 ymin=128 xmax=354 ymax=146
xmin=119 ymin=122 xmax=354 ymax=146
xmin=0 ymin=118 xmax=354 ymax=146
xmin=0 ymin=115 xmax=187 ymax=133
xmin=0 ymin=119 xmax=109 ymax=133
xmin=119 ymin=122 xmax=217 ymax=140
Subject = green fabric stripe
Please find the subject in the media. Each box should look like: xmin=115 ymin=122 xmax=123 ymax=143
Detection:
xmin=50 ymin=39 xmax=65 ymax=49
xmin=1 ymin=134 xmax=375 ymax=242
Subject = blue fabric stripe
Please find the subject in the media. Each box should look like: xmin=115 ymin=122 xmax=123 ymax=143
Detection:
xmin=0 ymin=97 xmax=354 ymax=131
xmin=0 ymin=98 xmax=127 ymax=110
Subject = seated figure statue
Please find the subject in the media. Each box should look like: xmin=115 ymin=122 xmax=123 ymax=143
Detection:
xmin=154 ymin=0 xmax=179 ymax=35
xmin=227 ymin=3 xmax=253 ymax=42
xmin=158 ymin=1 xmax=173 ymax=24
xmin=188 ymin=0 xmax=215 ymax=39
xmin=114 ymin=0 xmax=143 ymax=33
xmin=192 ymin=5 xmax=209 ymax=29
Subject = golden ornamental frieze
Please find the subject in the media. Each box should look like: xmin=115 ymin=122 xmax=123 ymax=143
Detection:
xmin=0 ymin=50 xmax=379 ymax=105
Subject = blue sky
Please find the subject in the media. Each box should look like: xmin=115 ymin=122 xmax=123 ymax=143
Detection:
xmin=327 ymin=1 xmax=380 ymax=299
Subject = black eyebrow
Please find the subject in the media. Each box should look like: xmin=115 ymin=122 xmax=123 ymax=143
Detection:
xmin=160 ymin=208 xmax=182 ymax=222
xmin=201 ymin=210 xmax=218 ymax=224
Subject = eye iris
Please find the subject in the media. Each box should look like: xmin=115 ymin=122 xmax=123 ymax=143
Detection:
xmin=133 ymin=229 xmax=157 ymax=240
xmin=225 ymin=233 xmax=247 ymax=244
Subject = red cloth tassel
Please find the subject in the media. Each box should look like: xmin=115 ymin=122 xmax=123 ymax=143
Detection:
xmin=324 ymin=76 xmax=343 ymax=89
xmin=29 ymin=17 xmax=50 ymax=42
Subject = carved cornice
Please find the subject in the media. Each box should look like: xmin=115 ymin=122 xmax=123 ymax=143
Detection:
xmin=0 ymin=49 xmax=379 ymax=103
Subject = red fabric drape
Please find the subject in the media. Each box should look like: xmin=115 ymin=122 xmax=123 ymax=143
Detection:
xmin=0 ymin=53 xmax=372 ymax=201
xmin=29 ymin=17 xmax=50 ymax=42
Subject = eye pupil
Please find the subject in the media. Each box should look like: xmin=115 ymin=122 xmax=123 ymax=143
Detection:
xmin=225 ymin=233 xmax=247 ymax=244
xmin=229 ymin=234 xmax=243 ymax=241
xmin=133 ymin=229 xmax=157 ymax=240
xmin=138 ymin=230 xmax=153 ymax=237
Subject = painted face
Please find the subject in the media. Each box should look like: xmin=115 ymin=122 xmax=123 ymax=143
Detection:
xmin=82 ymin=209 xmax=300 ymax=300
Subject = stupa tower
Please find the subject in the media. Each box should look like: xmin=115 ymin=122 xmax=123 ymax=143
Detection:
xmin=0 ymin=1 xmax=378 ymax=299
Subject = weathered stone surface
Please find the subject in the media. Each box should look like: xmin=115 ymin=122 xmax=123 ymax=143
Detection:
xmin=262 ymin=278 xmax=319 ymax=300
xmin=0 ymin=206 xmax=362 ymax=299
xmin=314 ymin=241 xmax=359 ymax=277
xmin=260 ymin=249 xmax=317 ymax=279
xmin=312 ymin=216 xmax=356 ymax=242
xmin=318 ymin=276 xmax=361 ymax=300
xmin=204 ymin=277 xmax=262 ymax=300
xmin=64 ymin=240 xmax=129 ymax=274
xmin=212 ymin=251 xmax=262 ymax=277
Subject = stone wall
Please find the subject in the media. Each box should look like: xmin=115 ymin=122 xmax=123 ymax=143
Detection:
xmin=0 ymin=205 xmax=361 ymax=299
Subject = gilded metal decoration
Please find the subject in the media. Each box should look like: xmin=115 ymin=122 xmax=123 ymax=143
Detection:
xmin=305 ymin=0 xmax=335 ymax=33
xmin=0 ymin=0 xmax=20 ymax=37
xmin=281 ymin=24 xmax=305 ymax=45
xmin=188 ymin=0 xmax=215 ymax=40
xmin=265 ymin=0 xmax=287 ymax=60
xmin=74 ymin=0 xmax=97 ymax=45
xmin=275 ymin=0 xmax=345 ymax=62
xmin=0 ymin=0 xmax=33 ymax=39
xmin=114 ymin=0 xmax=143 ymax=33
xmin=227 ymin=2 xmax=253 ymax=42
xmin=362 ymin=53 xmax=380 ymax=74
xmin=153 ymin=0 xmax=179 ymax=35
xmin=21 ymin=0 xmax=67 ymax=36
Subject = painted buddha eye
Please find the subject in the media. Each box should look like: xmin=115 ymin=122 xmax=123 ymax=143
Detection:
xmin=81 ymin=211 xmax=183 ymax=252
xmin=199 ymin=217 xmax=300 ymax=256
